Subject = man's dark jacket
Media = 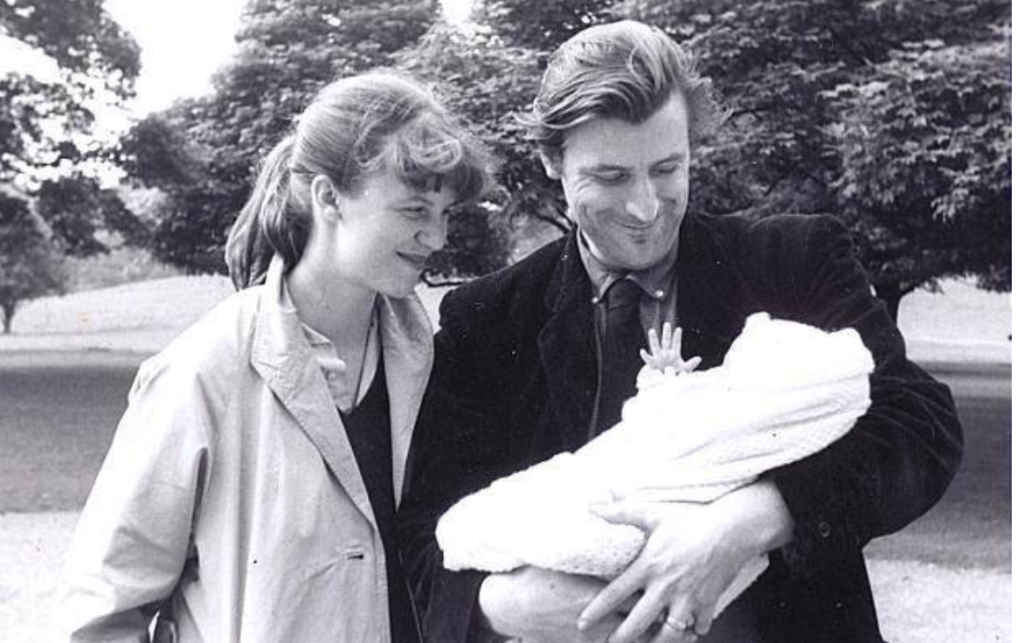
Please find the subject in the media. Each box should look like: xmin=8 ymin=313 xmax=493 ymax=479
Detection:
xmin=397 ymin=212 xmax=963 ymax=643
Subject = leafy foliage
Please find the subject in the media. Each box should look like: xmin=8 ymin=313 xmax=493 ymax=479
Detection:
xmin=0 ymin=0 xmax=140 ymax=184
xmin=473 ymin=0 xmax=616 ymax=50
xmin=829 ymin=37 xmax=1011 ymax=299
xmin=0 ymin=0 xmax=140 ymax=92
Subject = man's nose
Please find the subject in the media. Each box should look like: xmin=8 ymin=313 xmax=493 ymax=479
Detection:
xmin=624 ymin=178 xmax=658 ymax=222
xmin=416 ymin=214 xmax=448 ymax=252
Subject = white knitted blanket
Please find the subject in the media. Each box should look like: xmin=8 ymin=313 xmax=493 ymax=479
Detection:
xmin=436 ymin=313 xmax=874 ymax=614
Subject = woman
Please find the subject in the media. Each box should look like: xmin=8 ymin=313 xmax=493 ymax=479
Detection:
xmin=59 ymin=71 xmax=489 ymax=643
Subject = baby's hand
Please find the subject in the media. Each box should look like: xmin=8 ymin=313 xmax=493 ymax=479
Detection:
xmin=640 ymin=322 xmax=701 ymax=376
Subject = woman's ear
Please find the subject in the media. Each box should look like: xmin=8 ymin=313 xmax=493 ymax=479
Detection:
xmin=310 ymin=174 xmax=342 ymax=220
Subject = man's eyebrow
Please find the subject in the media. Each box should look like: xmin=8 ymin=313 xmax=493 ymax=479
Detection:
xmin=580 ymin=152 xmax=688 ymax=173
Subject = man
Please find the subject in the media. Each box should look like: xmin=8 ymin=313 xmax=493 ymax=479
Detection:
xmin=398 ymin=20 xmax=962 ymax=643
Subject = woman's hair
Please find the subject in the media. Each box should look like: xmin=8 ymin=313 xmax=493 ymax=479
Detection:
xmin=520 ymin=20 xmax=729 ymax=157
xmin=226 ymin=71 xmax=490 ymax=290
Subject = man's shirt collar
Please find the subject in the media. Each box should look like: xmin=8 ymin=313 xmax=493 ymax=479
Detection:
xmin=576 ymin=227 xmax=679 ymax=302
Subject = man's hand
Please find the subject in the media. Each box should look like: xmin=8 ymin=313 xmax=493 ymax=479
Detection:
xmin=479 ymin=566 xmax=629 ymax=643
xmin=578 ymin=480 xmax=794 ymax=643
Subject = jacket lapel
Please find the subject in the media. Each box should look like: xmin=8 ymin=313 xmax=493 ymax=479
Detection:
xmin=250 ymin=261 xmax=375 ymax=525
xmin=378 ymin=293 xmax=434 ymax=508
xmin=537 ymin=236 xmax=600 ymax=451
xmin=675 ymin=215 xmax=754 ymax=368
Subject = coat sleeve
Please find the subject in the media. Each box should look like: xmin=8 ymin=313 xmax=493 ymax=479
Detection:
xmin=58 ymin=356 xmax=214 ymax=643
xmin=397 ymin=288 xmax=510 ymax=643
xmin=756 ymin=215 xmax=963 ymax=576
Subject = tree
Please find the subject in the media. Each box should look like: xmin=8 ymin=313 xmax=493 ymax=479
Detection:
xmin=0 ymin=192 xmax=65 ymax=333
xmin=830 ymin=36 xmax=1010 ymax=318
xmin=0 ymin=0 xmax=145 ymax=264
xmin=473 ymin=0 xmax=616 ymax=51
xmin=614 ymin=0 xmax=1010 ymax=317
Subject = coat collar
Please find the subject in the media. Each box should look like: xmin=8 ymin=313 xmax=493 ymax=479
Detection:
xmin=250 ymin=258 xmax=434 ymax=524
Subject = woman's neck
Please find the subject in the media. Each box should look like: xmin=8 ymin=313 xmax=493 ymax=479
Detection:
xmin=286 ymin=258 xmax=376 ymax=352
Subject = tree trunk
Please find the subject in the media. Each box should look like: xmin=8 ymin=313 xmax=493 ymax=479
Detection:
xmin=1 ymin=301 xmax=14 ymax=334
xmin=873 ymin=282 xmax=906 ymax=325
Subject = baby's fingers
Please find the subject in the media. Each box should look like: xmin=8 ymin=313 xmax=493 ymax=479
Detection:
xmin=640 ymin=348 xmax=656 ymax=366
xmin=681 ymin=355 xmax=702 ymax=373
xmin=647 ymin=328 xmax=662 ymax=353
xmin=660 ymin=323 xmax=674 ymax=351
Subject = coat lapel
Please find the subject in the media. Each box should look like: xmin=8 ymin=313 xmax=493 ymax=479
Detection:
xmin=537 ymin=236 xmax=600 ymax=451
xmin=377 ymin=293 xmax=434 ymax=508
xmin=250 ymin=261 xmax=375 ymax=525
xmin=675 ymin=215 xmax=755 ymax=368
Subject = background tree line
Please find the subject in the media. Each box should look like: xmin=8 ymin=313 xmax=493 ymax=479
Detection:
xmin=0 ymin=0 xmax=1010 ymax=332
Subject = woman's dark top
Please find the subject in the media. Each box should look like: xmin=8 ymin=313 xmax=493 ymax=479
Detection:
xmin=341 ymin=358 xmax=420 ymax=643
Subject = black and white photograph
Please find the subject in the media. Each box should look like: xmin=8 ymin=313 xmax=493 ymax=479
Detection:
xmin=0 ymin=1 xmax=1011 ymax=642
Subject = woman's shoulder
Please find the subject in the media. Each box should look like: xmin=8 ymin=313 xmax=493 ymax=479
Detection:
xmin=139 ymin=287 xmax=262 ymax=388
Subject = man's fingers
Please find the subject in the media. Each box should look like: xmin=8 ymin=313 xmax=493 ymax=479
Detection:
xmin=590 ymin=500 xmax=659 ymax=531
xmin=693 ymin=604 xmax=715 ymax=635
xmin=650 ymin=611 xmax=698 ymax=643
xmin=578 ymin=565 xmax=646 ymax=628
xmin=671 ymin=327 xmax=682 ymax=354
xmin=608 ymin=589 xmax=665 ymax=643
xmin=682 ymin=355 xmax=702 ymax=371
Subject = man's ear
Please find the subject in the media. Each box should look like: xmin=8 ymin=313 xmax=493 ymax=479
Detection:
xmin=310 ymin=174 xmax=341 ymax=219
xmin=538 ymin=148 xmax=562 ymax=180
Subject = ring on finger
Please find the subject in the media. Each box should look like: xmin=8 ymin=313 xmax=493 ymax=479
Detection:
xmin=664 ymin=614 xmax=691 ymax=633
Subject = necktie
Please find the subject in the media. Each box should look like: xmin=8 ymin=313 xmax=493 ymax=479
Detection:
xmin=595 ymin=278 xmax=645 ymax=436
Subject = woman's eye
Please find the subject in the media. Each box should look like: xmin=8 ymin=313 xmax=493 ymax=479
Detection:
xmin=653 ymin=164 xmax=679 ymax=176
xmin=401 ymin=207 xmax=429 ymax=220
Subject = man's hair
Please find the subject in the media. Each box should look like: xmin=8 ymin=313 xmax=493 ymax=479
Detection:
xmin=521 ymin=20 xmax=728 ymax=155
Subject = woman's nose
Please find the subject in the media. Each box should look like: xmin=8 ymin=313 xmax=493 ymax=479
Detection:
xmin=416 ymin=214 xmax=448 ymax=252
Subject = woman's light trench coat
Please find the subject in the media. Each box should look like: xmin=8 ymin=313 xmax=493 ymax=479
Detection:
xmin=59 ymin=259 xmax=434 ymax=643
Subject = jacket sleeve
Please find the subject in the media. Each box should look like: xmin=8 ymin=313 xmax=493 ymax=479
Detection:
xmin=397 ymin=289 xmax=510 ymax=643
xmin=757 ymin=215 xmax=963 ymax=576
xmin=58 ymin=356 xmax=213 ymax=643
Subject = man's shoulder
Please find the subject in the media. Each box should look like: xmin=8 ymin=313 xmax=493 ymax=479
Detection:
xmin=693 ymin=211 xmax=845 ymax=241
xmin=441 ymin=235 xmax=567 ymax=319
xmin=688 ymin=211 xmax=849 ymax=268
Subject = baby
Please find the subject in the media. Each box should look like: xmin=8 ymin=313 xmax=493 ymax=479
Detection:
xmin=436 ymin=312 xmax=875 ymax=613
